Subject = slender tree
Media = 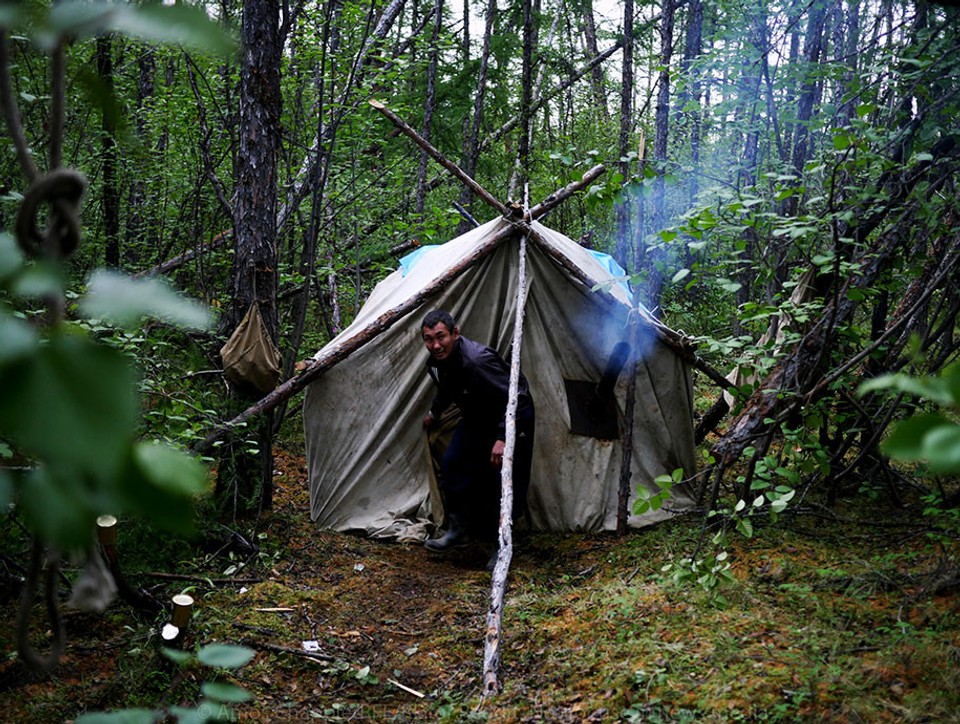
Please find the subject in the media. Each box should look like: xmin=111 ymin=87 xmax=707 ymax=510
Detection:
xmin=218 ymin=0 xmax=282 ymax=515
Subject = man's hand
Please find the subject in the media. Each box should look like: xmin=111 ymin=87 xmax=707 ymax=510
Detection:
xmin=490 ymin=439 xmax=505 ymax=467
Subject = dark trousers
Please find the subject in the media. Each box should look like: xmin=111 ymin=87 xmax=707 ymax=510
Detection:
xmin=439 ymin=409 xmax=535 ymax=538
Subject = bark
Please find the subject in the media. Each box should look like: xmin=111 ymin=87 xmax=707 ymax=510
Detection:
xmin=781 ymin=0 xmax=828 ymax=218
xmin=647 ymin=0 xmax=676 ymax=312
xmin=482 ymin=234 xmax=529 ymax=697
xmin=133 ymin=230 xmax=232 ymax=279
xmin=186 ymin=56 xmax=233 ymax=222
xmin=275 ymin=0 xmax=406 ymax=237
xmin=123 ymin=46 xmax=155 ymax=268
xmin=508 ymin=0 xmax=538 ymax=201
xmin=459 ymin=0 xmax=496 ymax=229
xmin=370 ymin=100 xmax=510 ymax=215
xmin=218 ymin=0 xmax=282 ymax=515
xmin=417 ymin=0 xmax=443 ymax=217
xmin=680 ymin=0 xmax=703 ymax=207
xmin=579 ymin=0 xmax=609 ymax=118
xmin=615 ymin=0 xmax=634 ymax=270
xmin=96 ymin=36 xmax=120 ymax=269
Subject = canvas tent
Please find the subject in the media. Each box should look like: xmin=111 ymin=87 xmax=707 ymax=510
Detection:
xmin=303 ymin=217 xmax=697 ymax=539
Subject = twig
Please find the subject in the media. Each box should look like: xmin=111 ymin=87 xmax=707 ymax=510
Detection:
xmin=388 ymin=678 xmax=426 ymax=698
xmin=238 ymin=638 xmax=335 ymax=663
xmin=142 ymin=572 xmax=264 ymax=585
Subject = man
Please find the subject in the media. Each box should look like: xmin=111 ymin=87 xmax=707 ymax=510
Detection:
xmin=420 ymin=309 xmax=535 ymax=555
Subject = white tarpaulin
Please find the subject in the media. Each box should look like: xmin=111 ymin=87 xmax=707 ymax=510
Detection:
xmin=304 ymin=218 xmax=697 ymax=538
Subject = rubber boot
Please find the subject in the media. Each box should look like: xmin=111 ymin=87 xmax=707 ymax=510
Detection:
xmin=425 ymin=513 xmax=468 ymax=552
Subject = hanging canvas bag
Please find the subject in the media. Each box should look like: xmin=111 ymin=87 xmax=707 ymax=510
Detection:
xmin=220 ymin=302 xmax=282 ymax=393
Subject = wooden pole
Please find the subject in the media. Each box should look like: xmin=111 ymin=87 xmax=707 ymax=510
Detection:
xmin=192 ymin=222 xmax=519 ymax=455
xmin=616 ymin=305 xmax=640 ymax=536
xmin=369 ymin=99 xmax=511 ymax=217
xmin=481 ymin=232 xmax=529 ymax=697
xmin=527 ymin=164 xmax=606 ymax=220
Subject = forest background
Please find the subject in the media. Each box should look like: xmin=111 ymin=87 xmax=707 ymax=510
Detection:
xmin=1 ymin=0 xmax=960 ymax=721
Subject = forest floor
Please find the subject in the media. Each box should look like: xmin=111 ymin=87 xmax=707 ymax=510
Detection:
xmin=1 ymin=448 xmax=960 ymax=723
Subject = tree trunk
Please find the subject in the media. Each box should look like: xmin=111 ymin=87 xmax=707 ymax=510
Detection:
xmin=96 ymin=35 xmax=120 ymax=269
xmin=648 ymin=0 xmax=676 ymax=313
xmin=579 ymin=0 xmax=609 ymax=119
xmin=457 ymin=0 xmax=496 ymax=233
xmin=123 ymin=46 xmax=155 ymax=268
xmin=781 ymin=0 xmax=828 ymax=218
xmin=509 ymin=0 xmax=538 ymax=201
xmin=615 ymin=0 xmax=634 ymax=270
xmin=680 ymin=0 xmax=703 ymax=208
xmin=417 ymin=0 xmax=442 ymax=217
xmin=217 ymin=0 xmax=282 ymax=516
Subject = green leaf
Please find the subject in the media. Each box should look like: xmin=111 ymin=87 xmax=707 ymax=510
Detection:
xmin=771 ymin=498 xmax=790 ymax=514
xmin=0 ymin=232 xmax=24 ymax=284
xmin=11 ymin=260 xmax=64 ymax=299
xmin=671 ymin=268 xmax=690 ymax=284
xmin=736 ymin=517 xmax=754 ymax=538
xmin=0 ymin=334 xmax=138 ymax=482
xmin=117 ymin=442 xmax=209 ymax=534
xmin=921 ymin=425 xmax=960 ymax=474
xmin=882 ymin=414 xmax=950 ymax=461
xmin=46 ymin=2 xmax=235 ymax=56
xmin=0 ymin=314 xmax=38 ymax=364
xmin=19 ymin=466 xmax=101 ymax=549
xmin=859 ymin=373 xmax=955 ymax=406
xmin=81 ymin=271 xmax=212 ymax=331
xmin=833 ymin=132 xmax=852 ymax=150
xmin=197 ymin=644 xmax=256 ymax=669
xmin=161 ymin=647 xmax=194 ymax=666
xmin=201 ymin=682 xmax=254 ymax=704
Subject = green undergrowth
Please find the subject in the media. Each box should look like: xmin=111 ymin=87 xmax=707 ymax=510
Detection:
xmin=2 ymin=473 xmax=959 ymax=723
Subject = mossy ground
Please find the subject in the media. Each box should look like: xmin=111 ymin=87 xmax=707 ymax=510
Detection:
xmin=1 ymin=449 xmax=958 ymax=722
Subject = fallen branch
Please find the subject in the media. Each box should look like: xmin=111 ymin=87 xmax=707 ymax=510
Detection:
xmin=133 ymin=230 xmax=232 ymax=279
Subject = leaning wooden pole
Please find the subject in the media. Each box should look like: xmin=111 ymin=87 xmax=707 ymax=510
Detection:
xmin=527 ymin=164 xmax=605 ymax=220
xmin=369 ymin=99 xmax=510 ymax=216
xmin=192 ymin=222 xmax=518 ymax=455
xmin=616 ymin=305 xmax=641 ymax=535
xmin=481 ymin=231 xmax=529 ymax=697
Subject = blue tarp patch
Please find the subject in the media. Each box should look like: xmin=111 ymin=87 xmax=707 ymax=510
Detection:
xmin=401 ymin=241 xmax=631 ymax=295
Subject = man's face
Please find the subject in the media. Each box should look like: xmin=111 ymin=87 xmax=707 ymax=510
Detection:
xmin=422 ymin=322 xmax=459 ymax=361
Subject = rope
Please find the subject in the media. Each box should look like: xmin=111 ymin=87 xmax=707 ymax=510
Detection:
xmin=13 ymin=168 xmax=87 ymax=259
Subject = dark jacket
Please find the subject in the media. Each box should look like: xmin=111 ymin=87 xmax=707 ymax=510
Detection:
xmin=426 ymin=336 xmax=534 ymax=440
